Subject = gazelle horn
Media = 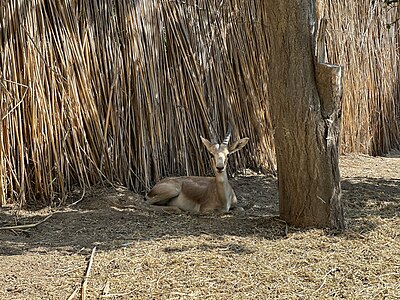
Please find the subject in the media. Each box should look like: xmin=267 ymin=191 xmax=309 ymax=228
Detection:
xmin=222 ymin=123 xmax=232 ymax=145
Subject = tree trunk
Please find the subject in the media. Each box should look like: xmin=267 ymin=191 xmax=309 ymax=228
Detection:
xmin=264 ymin=1 xmax=345 ymax=229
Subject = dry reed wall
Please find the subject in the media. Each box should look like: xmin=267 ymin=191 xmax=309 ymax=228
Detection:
xmin=0 ymin=0 xmax=399 ymax=206
xmin=319 ymin=1 xmax=400 ymax=155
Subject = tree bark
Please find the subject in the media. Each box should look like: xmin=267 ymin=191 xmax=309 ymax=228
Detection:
xmin=264 ymin=1 xmax=345 ymax=229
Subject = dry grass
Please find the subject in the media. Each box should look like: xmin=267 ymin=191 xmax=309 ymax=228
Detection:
xmin=1 ymin=0 xmax=399 ymax=208
xmin=0 ymin=154 xmax=399 ymax=299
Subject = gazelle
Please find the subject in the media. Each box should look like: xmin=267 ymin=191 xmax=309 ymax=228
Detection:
xmin=145 ymin=126 xmax=249 ymax=213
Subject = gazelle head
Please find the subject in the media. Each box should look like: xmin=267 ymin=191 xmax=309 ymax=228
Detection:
xmin=200 ymin=125 xmax=249 ymax=174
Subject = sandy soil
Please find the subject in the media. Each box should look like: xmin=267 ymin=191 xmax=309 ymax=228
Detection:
xmin=0 ymin=153 xmax=399 ymax=299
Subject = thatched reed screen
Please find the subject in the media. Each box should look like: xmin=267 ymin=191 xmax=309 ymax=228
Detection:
xmin=0 ymin=0 xmax=274 ymax=206
xmin=1 ymin=0 xmax=399 ymax=207
xmin=319 ymin=1 xmax=400 ymax=154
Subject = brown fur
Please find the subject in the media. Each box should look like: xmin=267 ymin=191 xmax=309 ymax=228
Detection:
xmin=145 ymin=135 xmax=249 ymax=213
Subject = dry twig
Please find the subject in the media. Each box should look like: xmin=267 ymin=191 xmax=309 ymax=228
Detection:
xmin=67 ymin=286 xmax=80 ymax=300
xmin=0 ymin=214 xmax=54 ymax=231
xmin=81 ymin=246 xmax=97 ymax=300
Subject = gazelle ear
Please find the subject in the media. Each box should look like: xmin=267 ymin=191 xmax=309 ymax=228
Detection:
xmin=228 ymin=137 xmax=249 ymax=154
xmin=200 ymin=136 xmax=217 ymax=153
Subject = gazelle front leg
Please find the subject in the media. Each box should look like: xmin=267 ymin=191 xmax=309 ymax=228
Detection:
xmin=228 ymin=193 xmax=244 ymax=212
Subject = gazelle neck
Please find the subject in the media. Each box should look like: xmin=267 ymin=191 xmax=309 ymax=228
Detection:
xmin=215 ymin=169 xmax=228 ymax=183
xmin=214 ymin=170 xmax=232 ymax=210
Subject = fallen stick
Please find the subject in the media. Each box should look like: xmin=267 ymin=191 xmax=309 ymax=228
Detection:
xmin=67 ymin=187 xmax=86 ymax=208
xmin=0 ymin=214 xmax=54 ymax=231
xmin=67 ymin=285 xmax=80 ymax=300
xmin=313 ymin=267 xmax=339 ymax=294
xmin=99 ymin=291 xmax=134 ymax=298
xmin=102 ymin=280 xmax=110 ymax=296
xmin=81 ymin=246 xmax=97 ymax=300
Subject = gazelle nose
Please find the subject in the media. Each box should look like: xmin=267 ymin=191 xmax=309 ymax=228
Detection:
xmin=216 ymin=166 xmax=224 ymax=172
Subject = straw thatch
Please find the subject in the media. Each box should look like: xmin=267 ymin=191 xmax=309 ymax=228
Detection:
xmin=0 ymin=0 xmax=274 ymax=207
xmin=0 ymin=0 xmax=399 ymax=207
xmin=318 ymin=0 xmax=400 ymax=154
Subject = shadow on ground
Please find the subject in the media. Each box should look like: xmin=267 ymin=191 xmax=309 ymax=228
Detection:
xmin=341 ymin=177 xmax=400 ymax=235
xmin=1 ymin=173 xmax=398 ymax=256
xmin=0 ymin=174 xmax=282 ymax=256
xmin=342 ymin=177 xmax=400 ymax=218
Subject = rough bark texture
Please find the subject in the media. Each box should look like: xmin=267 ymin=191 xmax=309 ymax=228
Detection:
xmin=264 ymin=1 xmax=345 ymax=229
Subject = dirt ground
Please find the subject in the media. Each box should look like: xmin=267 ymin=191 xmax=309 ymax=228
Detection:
xmin=0 ymin=153 xmax=399 ymax=299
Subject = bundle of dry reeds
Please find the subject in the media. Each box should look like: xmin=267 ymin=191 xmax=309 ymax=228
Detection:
xmin=319 ymin=0 xmax=400 ymax=155
xmin=0 ymin=0 xmax=274 ymax=207
xmin=0 ymin=0 xmax=399 ymax=207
